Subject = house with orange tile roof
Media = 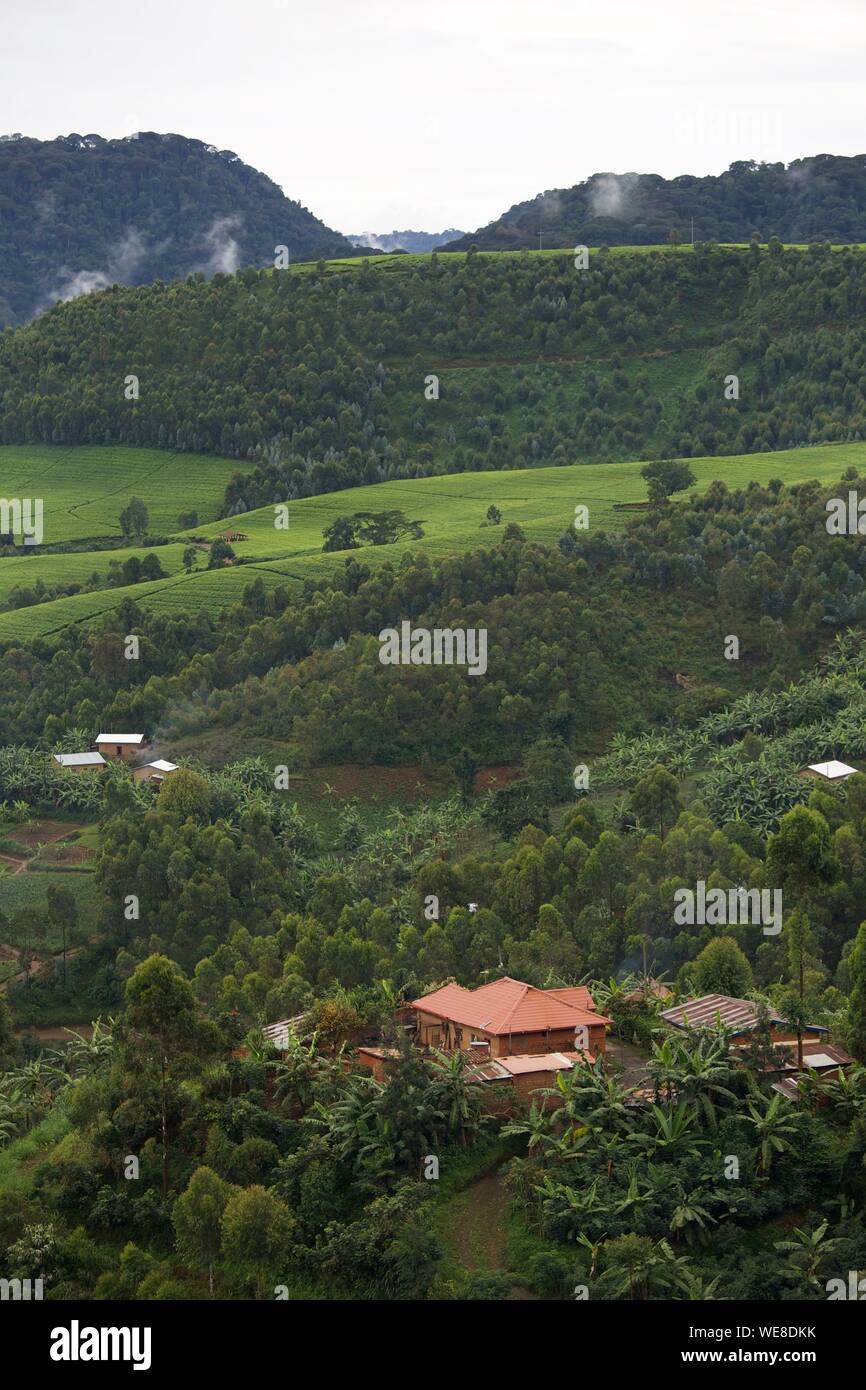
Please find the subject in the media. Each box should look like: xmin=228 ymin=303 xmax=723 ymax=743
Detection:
xmin=409 ymin=976 xmax=610 ymax=1060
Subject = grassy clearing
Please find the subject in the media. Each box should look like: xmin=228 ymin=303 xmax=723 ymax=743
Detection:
xmin=0 ymin=541 xmax=191 ymax=608
xmin=432 ymin=1134 xmax=515 ymax=1275
xmin=0 ymin=871 xmax=97 ymax=937
xmin=0 ymin=438 xmax=864 ymax=641
xmin=0 ymin=1099 xmax=71 ymax=1193
xmin=287 ymin=244 xmax=842 ymax=279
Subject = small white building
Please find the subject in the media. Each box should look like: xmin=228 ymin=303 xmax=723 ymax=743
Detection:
xmin=52 ymin=751 xmax=106 ymax=772
xmin=802 ymin=760 xmax=858 ymax=782
xmin=133 ymin=759 xmax=179 ymax=784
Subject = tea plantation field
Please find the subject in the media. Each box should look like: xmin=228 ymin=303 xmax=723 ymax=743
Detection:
xmin=0 ymin=439 xmax=863 ymax=641
xmin=0 ymin=445 xmax=245 ymax=543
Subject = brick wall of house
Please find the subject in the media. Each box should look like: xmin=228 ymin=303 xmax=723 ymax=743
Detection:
xmin=491 ymin=1026 xmax=606 ymax=1058
xmin=509 ymin=1069 xmax=564 ymax=1104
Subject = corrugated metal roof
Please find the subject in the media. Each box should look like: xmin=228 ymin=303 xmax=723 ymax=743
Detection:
xmin=784 ymin=1043 xmax=853 ymax=1071
xmin=262 ymin=1013 xmax=308 ymax=1043
xmin=95 ymin=733 xmax=145 ymax=744
xmin=772 ymin=1078 xmax=800 ymax=1100
xmin=662 ymin=993 xmax=827 ymax=1037
xmin=411 ymin=977 xmax=611 ymax=1036
xmin=662 ymin=994 xmax=781 ymax=1033
xmin=497 ymin=1050 xmax=589 ymax=1076
xmin=53 ymin=752 xmax=106 ymax=766
xmin=467 ymin=1059 xmax=512 ymax=1083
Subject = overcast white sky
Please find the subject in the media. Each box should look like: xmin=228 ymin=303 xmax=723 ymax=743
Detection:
xmin=2 ymin=0 xmax=864 ymax=234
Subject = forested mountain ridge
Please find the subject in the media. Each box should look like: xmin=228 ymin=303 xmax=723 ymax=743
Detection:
xmin=0 ymin=131 xmax=358 ymax=326
xmin=5 ymin=244 xmax=866 ymax=517
xmin=445 ymin=155 xmax=866 ymax=251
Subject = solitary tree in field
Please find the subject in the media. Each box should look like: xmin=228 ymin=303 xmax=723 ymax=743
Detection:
xmin=119 ymin=497 xmax=149 ymax=539
xmin=140 ymin=553 xmax=165 ymax=581
xmin=450 ymin=746 xmax=479 ymax=801
xmin=207 ymin=538 xmax=235 ymax=569
xmin=668 ymin=228 xmax=682 ymax=249
xmin=640 ymin=460 xmax=696 ymax=506
xmin=46 ymin=882 xmax=77 ymax=985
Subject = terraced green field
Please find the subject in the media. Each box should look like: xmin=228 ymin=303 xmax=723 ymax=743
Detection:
xmin=0 ymin=439 xmax=862 ymax=642
xmin=0 ymin=445 xmax=245 ymax=543
xmin=0 ymin=542 xmax=191 ymax=607
xmin=289 ymin=244 xmax=855 ymax=277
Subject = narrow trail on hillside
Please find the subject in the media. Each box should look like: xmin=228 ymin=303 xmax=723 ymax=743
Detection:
xmin=0 ymin=943 xmax=87 ymax=994
xmin=0 ymin=853 xmax=28 ymax=875
xmin=449 ymin=1168 xmax=538 ymax=1299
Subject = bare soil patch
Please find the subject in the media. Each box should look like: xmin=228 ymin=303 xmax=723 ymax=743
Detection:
xmin=6 ymin=819 xmax=86 ymax=850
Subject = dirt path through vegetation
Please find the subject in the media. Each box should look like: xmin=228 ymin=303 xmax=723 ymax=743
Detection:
xmin=0 ymin=852 xmax=27 ymax=874
xmin=13 ymin=1021 xmax=93 ymax=1041
xmin=0 ymin=943 xmax=86 ymax=994
xmin=454 ymin=1172 xmax=510 ymax=1272
xmin=450 ymin=1170 xmax=538 ymax=1299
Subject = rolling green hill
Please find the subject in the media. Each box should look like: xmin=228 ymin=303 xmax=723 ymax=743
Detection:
xmin=1 ymin=438 xmax=863 ymax=641
xmin=0 ymin=445 xmax=246 ymax=542
xmin=5 ymin=243 xmax=866 ymax=517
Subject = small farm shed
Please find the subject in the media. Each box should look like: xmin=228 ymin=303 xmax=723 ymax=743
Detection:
xmin=800 ymin=760 xmax=858 ymax=781
xmin=133 ymin=759 xmax=179 ymax=783
xmin=52 ymin=752 xmax=106 ymax=772
xmin=94 ymin=733 xmax=147 ymax=763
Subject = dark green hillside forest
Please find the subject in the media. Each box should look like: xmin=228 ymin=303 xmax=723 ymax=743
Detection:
xmin=0 ymin=132 xmax=357 ymax=326
xmin=446 ymin=154 xmax=866 ymax=250
xmin=3 ymin=245 xmax=866 ymax=1305
xmin=4 ymin=244 xmax=866 ymax=522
